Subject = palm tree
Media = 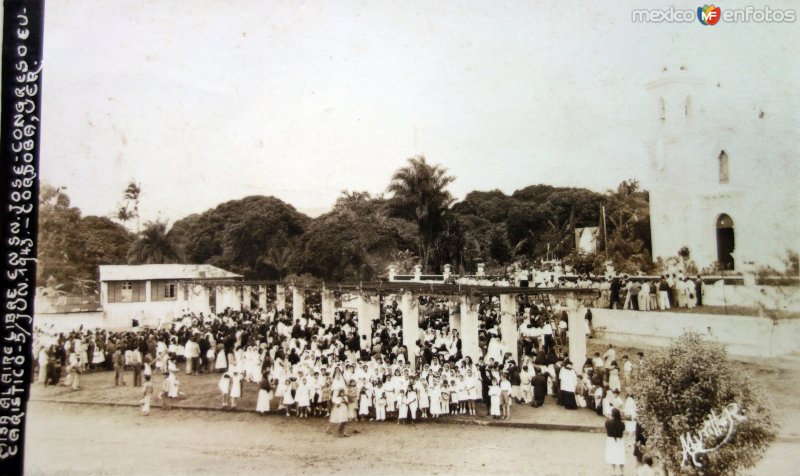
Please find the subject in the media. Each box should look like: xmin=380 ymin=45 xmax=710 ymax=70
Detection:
xmin=261 ymin=246 xmax=293 ymax=280
xmin=116 ymin=181 xmax=142 ymax=232
xmin=127 ymin=220 xmax=181 ymax=264
xmin=386 ymin=155 xmax=455 ymax=269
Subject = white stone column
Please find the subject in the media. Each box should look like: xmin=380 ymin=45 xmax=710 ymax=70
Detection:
xmin=276 ymin=285 xmax=286 ymax=312
xmin=499 ymin=293 xmax=519 ymax=362
xmin=321 ymin=288 xmax=336 ymax=327
xmin=258 ymin=285 xmax=268 ymax=311
xmin=145 ymin=280 xmax=152 ymax=302
xmin=358 ymin=292 xmax=381 ymax=353
xmin=242 ymin=285 xmax=252 ymax=311
xmin=565 ymin=292 xmax=587 ymax=370
xmin=229 ymin=285 xmax=242 ymax=312
xmin=449 ymin=300 xmax=461 ymax=332
xmin=292 ymin=287 xmax=305 ymax=322
xmin=215 ymin=285 xmax=224 ymax=311
xmin=400 ymin=291 xmax=420 ymax=365
xmin=459 ymin=295 xmax=481 ymax=362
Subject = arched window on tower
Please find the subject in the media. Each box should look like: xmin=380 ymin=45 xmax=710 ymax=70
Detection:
xmin=718 ymin=150 xmax=729 ymax=183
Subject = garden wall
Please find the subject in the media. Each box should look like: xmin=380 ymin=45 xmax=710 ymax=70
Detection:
xmin=593 ymin=308 xmax=800 ymax=358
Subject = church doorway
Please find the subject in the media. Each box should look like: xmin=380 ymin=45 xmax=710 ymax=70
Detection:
xmin=716 ymin=214 xmax=735 ymax=270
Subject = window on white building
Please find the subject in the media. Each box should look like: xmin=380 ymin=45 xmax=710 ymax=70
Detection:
xmin=121 ymin=281 xmax=133 ymax=302
xmin=718 ymin=150 xmax=729 ymax=184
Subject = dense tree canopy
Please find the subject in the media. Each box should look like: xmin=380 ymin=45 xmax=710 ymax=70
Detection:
xmin=293 ymin=191 xmax=418 ymax=282
xmin=37 ymin=184 xmax=134 ymax=293
xmin=169 ymin=196 xmax=310 ymax=279
xmin=38 ymin=164 xmax=656 ymax=292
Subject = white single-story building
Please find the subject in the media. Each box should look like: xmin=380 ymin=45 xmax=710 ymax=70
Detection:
xmin=98 ymin=264 xmax=243 ymax=328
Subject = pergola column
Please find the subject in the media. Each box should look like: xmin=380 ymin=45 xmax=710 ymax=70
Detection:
xmin=321 ymin=288 xmax=336 ymax=327
xmin=565 ymin=292 xmax=587 ymax=369
xmin=292 ymin=287 xmax=305 ymax=322
xmin=459 ymin=295 xmax=480 ymax=363
xmin=230 ymin=285 xmax=242 ymax=312
xmin=499 ymin=294 xmax=519 ymax=362
xmin=242 ymin=285 xmax=252 ymax=311
xmin=258 ymin=285 xmax=267 ymax=311
xmin=400 ymin=291 xmax=420 ymax=365
xmin=276 ymin=285 xmax=286 ymax=312
xmin=358 ymin=292 xmax=381 ymax=353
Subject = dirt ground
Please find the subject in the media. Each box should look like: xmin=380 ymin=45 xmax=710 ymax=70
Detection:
xmin=23 ymin=401 xmax=798 ymax=476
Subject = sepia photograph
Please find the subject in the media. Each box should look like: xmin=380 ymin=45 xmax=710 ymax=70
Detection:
xmin=4 ymin=0 xmax=799 ymax=474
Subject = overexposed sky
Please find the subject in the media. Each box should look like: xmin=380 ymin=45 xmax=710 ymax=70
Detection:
xmin=39 ymin=0 xmax=799 ymax=222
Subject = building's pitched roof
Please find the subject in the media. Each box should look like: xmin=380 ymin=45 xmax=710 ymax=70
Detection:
xmin=99 ymin=264 xmax=242 ymax=282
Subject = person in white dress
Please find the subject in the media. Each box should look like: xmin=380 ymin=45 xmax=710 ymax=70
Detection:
xmin=230 ymin=371 xmax=242 ymax=408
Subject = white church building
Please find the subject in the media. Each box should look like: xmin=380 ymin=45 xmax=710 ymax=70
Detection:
xmin=646 ymin=67 xmax=799 ymax=274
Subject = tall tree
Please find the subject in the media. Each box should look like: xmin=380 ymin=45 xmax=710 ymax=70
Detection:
xmin=386 ymin=155 xmax=455 ymax=270
xmin=116 ymin=180 xmax=142 ymax=232
xmin=127 ymin=220 xmax=181 ymax=264
xmin=169 ymin=196 xmax=310 ymax=279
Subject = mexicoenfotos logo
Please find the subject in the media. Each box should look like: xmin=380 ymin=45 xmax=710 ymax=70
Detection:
xmin=632 ymin=5 xmax=796 ymax=23
xmin=698 ymin=4 xmax=722 ymax=25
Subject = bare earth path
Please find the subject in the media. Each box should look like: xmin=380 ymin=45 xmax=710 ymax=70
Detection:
xmin=24 ymin=401 xmax=797 ymax=476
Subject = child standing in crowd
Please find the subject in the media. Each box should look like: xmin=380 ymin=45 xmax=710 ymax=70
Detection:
xmin=375 ymin=385 xmax=387 ymax=422
xmin=358 ymin=385 xmax=371 ymax=421
xmin=282 ymin=378 xmax=295 ymax=416
xmin=407 ymin=385 xmax=418 ymax=424
xmin=397 ymin=389 xmax=408 ymax=424
xmin=141 ymin=374 xmax=153 ymax=416
xmin=440 ymin=381 xmax=450 ymax=416
xmin=500 ymin=372 xmax=512 ymax=420
xmin=320 ymin=377 xmax=332 ymax=417
xmin=346 ymin=380 xmax=359 ymax=422
xmin=219 ymin=373 xmax=232 ymax=408
xmin=256 ymin=371 xmax=272 ymax=415
xmin=449 ymin=379 xmax=459 ymax=415
xmin=488 ymin=377 xmax=501 ymax=419
xmin=230 ymin=371 xmax=242 ymax=409
xmin=417 ymin=380 xmax=429 ymax=418
xmin=429 ymin=380 xmax=441 ymax=418
xmin=296 ymin=376 xmax=311 ymax=418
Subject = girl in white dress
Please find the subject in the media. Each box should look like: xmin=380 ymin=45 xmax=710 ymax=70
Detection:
xmin=358 ymin=386 xmax=371 ymax=421
xmin=488 ymin=378 xmax=501 ymax=418
xmin=374 ymin=386 xmax=387 ymax=421
xmin=296 ymin=377 xmax=311 ymax=418
xmin=230 ymin=371 xmax=242 ymax=408
xmin=397 ymin=389 xmax=408 ymax=424
xmin=429 ymin=380 xmax=441 ymax=417
xmin=407 ymin=386 xmax=418 ymax=423
xmin=465 ymin=370 xmax=478 ymax=416
xmin=255 ymin=372 xmax=272 ymax=414
xmin=92 ymin=340 xmax=106 ymax=366
xmin=214 ymin=344 xmax=227 ymax=372
xmin=219 ymin=373 xmax=232 ymax=408
xmin=281 ymin=378 xmax=295 ymax=416
xmin=417 ymin=381 xmax=430 ymax=418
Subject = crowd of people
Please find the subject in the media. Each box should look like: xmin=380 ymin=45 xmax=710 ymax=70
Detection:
xmin=605 ymin=274 xmax=703 ymax=311
xmin=33 ymin=292 xmax=651 ymax=470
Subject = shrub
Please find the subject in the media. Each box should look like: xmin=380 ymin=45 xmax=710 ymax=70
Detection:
xmin=634 ymin=332 xmax=776 ymax=475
